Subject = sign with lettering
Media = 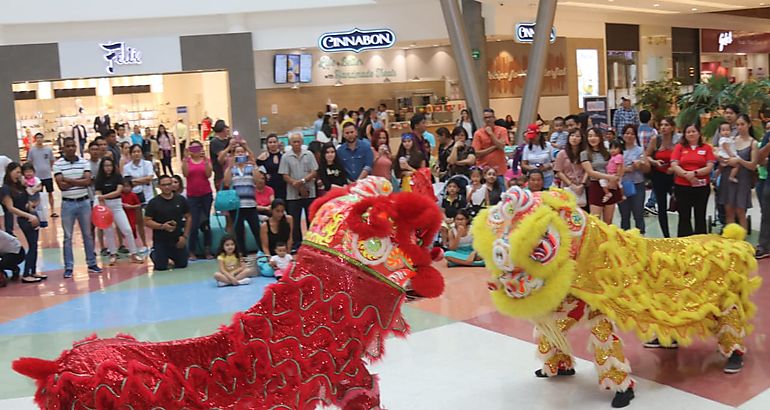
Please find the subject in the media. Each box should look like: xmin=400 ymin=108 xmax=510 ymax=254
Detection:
xmin=515 ymin=23 xmax=556 ymax=44
xmin=718 ymin=31 xmax=733 ymax=52
xmin=99 ymin=42 xmax=142 ymax=74
xmin=318 ymin=28 xmax=396 ymax=53
xmin=59 ymin=37 xmax=181 ymax=79
xmin=487 ymin=39 xmax=567 ymax=98
xmin=701 ymin=29 xmax=770 ymax=53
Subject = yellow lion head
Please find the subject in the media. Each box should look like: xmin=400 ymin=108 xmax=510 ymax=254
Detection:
xmin=471 ymin=186 xmax=587 ymax=320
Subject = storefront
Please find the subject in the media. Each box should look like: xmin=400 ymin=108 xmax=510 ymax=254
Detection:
xmin=0 ymin=32 xmax=258 ymax=160
xmin=255 ymin=26 xmax=600 ymax=138
xmin=700 ymin=29 xmax=770 ymax=83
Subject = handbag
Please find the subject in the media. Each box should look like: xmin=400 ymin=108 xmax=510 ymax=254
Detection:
xmin=214 ymin=180 xmax=240 ymax=212
xmin=668 ymin=194 xmax=678 ymax=212
xmin=621 ymin=180 xmax=637 ymax=197
xmin=567 ymin=185 xmax=587 ymax=207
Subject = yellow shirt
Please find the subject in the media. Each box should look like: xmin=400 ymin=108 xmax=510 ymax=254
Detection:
xmin=218 ymin=254 xmax=240 ymax=274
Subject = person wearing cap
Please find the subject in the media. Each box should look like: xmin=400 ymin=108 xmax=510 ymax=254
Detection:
xmin=210 ymin=119 xmax=231 ymax=188
xmin=612 ymin=97 xmax=639 ymax=133
xmin=521 ymin=124 xmax=555 ymax=188
xmin=472 ymin=108 xmax=510 ymax=177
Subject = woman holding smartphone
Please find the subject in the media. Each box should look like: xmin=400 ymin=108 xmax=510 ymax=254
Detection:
xmin=224 ymin=142 xmax=262 ymax=256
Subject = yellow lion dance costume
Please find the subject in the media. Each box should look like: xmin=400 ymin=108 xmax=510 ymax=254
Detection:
xmin=471 ymin=186 xmax=761 ymax=408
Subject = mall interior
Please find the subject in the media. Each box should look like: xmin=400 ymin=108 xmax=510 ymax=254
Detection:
xmin=1 ymin=0 xmax=770 ymax=409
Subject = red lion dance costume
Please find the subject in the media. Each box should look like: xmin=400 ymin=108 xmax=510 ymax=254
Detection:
xmin=13 ymin=176 xmax=445 ymax=410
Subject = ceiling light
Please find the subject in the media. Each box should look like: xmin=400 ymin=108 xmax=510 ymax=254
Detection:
xmin=559 ymin=1 xmax=678 ymax=13
xmin=653 ymin=3 xmax=659 ymax=6
xmin=691 ymin=7 xmax=698 ymax=10
xmin=410 ymin=43 xmax=416 ymax=47
xmin=496 ymin=39 xmax=502 ymax=42
xmin=433 ymin=44 xmax=439 ymax=47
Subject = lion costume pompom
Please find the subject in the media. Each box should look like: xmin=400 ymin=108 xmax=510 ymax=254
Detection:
xmin=471 ymin=186 xmax=761 ymax=408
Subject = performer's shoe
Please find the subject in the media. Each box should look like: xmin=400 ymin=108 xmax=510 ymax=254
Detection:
xmin=611 ymin=388 xmax=635 ymax=408
xmin=724 ymin=352 xmax=744 ymax=374
xmin=643 ymin=338 xmax=678 ymax=349
xmin=535 ymin=368 xmax=575 ymax=378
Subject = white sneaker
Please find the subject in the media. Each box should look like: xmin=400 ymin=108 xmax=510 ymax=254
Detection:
xmin=237 ymin=278 xmax=251 ymax=285
xmin=216 ymin=281 xmax=229 ymax=287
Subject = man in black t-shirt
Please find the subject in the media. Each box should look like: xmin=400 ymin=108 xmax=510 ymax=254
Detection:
xmin=144 ymin=175 xmax=192 ymax=270
xmin=209 ymin=119 xmax=231 ymax=189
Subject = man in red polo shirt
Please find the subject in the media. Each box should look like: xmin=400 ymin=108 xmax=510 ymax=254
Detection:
xmin=472 ymin=108 xmax=509 ymax=176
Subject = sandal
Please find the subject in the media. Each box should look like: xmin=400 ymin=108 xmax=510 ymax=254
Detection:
xmin=21 ymin=276 xmax=43 ymax=283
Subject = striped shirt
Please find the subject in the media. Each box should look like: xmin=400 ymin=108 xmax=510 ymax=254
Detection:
xmin=53 ymin=156 xmax=91 ymax=199
xmin=231 ymin=165 xmax=257 ymax=208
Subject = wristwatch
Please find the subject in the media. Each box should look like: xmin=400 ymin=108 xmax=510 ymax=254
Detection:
xmin=300 ymin=178 xmax=305 ymax=184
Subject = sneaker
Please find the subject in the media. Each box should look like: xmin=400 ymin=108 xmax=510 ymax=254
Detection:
xmin=644 ymin=205 xmax=658 ymax=215
xmin=87 ymin=265 xmax=103 ymax=274
xmin=216 ymin=280 xmax=230 ymax=287
xmin=100 ymin=249 xmax=109 ymax=256
xmin=109 ymin=254 xmax=118 ymax=266
xmin=63 ymin=269 xmax=73 ymax=279
xmin=237 ymin=277 xmax=251 ymax=285
xmin=755 ymin=249 xmax=770 ymax=260
xmin=643 ymin=338 xmax=678 ymax=349
xmin=50 ymin=212 xmax=59 ymax=218
xmin=724 ymin=352 xmax=744 ymax=374
xmin=130 ymin=254 xmax=144 ymax=264
xmin=138 ymin=247 xmax=149 ymax=255
xmin=117 ymin=246 xmax=129 ymax=254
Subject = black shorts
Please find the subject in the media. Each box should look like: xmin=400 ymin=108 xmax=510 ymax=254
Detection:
xmin=41 ymin=178 xmax=54 ymax=193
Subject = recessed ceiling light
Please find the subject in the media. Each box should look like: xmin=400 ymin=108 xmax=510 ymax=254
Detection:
xmin=410 ymin=43 xmax=416 ymax=47
xmin=761 ymin=2 xmax=766 ymax=5
xmin=496 ymin=39 xmax=502 ymax=42
xmin=653 ymin=3 xmax=659 ymax=6
xmin=433 ymin=44 xmax=439 ymax=47
xmin=691 ymin=7 xmax=697 ymax=10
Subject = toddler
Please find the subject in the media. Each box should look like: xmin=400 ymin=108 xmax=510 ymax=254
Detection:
xmin=22 ymin=163 xmax=47 ymax=228
xmin=549 ymin=117 xmax=568 ymax=151
xmin=601 ymin=140 xmax=625 ymax=203
xmin=716 ymin=122 xmax=739 ymax=183
xmin=269 ymin=242 xmax=294 ymax=280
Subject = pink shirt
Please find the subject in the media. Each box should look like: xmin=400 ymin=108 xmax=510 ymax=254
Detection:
xmin=255 ymin=185 xmax=274 ymax=208
xmin=607 ymin=153 xmax=624 ymax=175
xmin=186 ymin=158 xmax=213 ymax=197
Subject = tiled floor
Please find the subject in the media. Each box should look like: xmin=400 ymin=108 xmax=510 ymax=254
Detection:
xmin=1 ymin=193 xmax=768 ymax=409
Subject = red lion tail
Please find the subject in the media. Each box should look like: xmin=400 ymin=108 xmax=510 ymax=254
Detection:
xmin=12 ymin=357 xmax=58 ymax=381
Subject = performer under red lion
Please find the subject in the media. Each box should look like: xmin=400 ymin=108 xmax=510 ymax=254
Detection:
xmin=13 ymin=176 xmax=445 ymax=409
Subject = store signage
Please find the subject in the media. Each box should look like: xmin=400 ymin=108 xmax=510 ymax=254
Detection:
xmin=701 ymin=29 xmax=770 ymax=54
xmin=99 ymin=42 xmax=142 ymax=74
xmin=318 ymin=28 xmax=396 ymax=53
xmin=718 ymin=31 xmax=733 ymax=52
xmin=515 ymin=23 xmax=556 ymax=44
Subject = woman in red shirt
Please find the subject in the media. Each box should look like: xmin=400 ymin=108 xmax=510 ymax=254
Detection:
xmin=645 ymin=116 xmax=677 ymax=238
xmin=670 ymin=123 xmax=715 ymax=237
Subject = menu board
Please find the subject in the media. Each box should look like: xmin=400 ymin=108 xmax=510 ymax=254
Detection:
xmin=300 ymin=54 xmax=312 ymax=83
xmin=274 ymin=54 xmax=288 ymax=84
xmin=274 ymin=54 xmax=312 ymax=84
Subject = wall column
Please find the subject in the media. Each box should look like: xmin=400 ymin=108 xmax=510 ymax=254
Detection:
xmin=515 ymin=0 xmax=557 ymax=142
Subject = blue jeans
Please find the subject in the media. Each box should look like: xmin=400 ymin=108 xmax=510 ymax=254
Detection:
xmin=61 ymin=198 xmax=97 ymax=270
xmin=618 ymin=182 xmax=646 ymax=234
xmin=18 ymin=220 xmax=38 ymax=276
xmin=187 ymin=193 xmax=213 ymax=255
xmin=646 ymin=189 xmax=656 ymax=208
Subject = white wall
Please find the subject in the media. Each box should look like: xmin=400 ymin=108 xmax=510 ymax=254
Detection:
xmin=639 ymin=25 xmax=673 ymax=83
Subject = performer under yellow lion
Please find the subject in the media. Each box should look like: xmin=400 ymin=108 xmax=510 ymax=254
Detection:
xmin=471 ymin=186 xmax=761 ymax=408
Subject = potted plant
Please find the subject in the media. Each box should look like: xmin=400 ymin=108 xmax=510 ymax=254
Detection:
xmin=635 ymin=77 xmax=681 ymax=123
xmin=678 ymin=76 xmax=770 ymax=138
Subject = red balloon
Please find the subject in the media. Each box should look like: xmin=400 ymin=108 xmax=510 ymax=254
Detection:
xmin=91 ymin=205 xmax=114 ymax=229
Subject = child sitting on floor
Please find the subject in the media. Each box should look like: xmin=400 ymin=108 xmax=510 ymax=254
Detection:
xmin=214 ymin=235 xmax=253 ymax=287
xmin=269 ymin=242 xmax=294 ymax=280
